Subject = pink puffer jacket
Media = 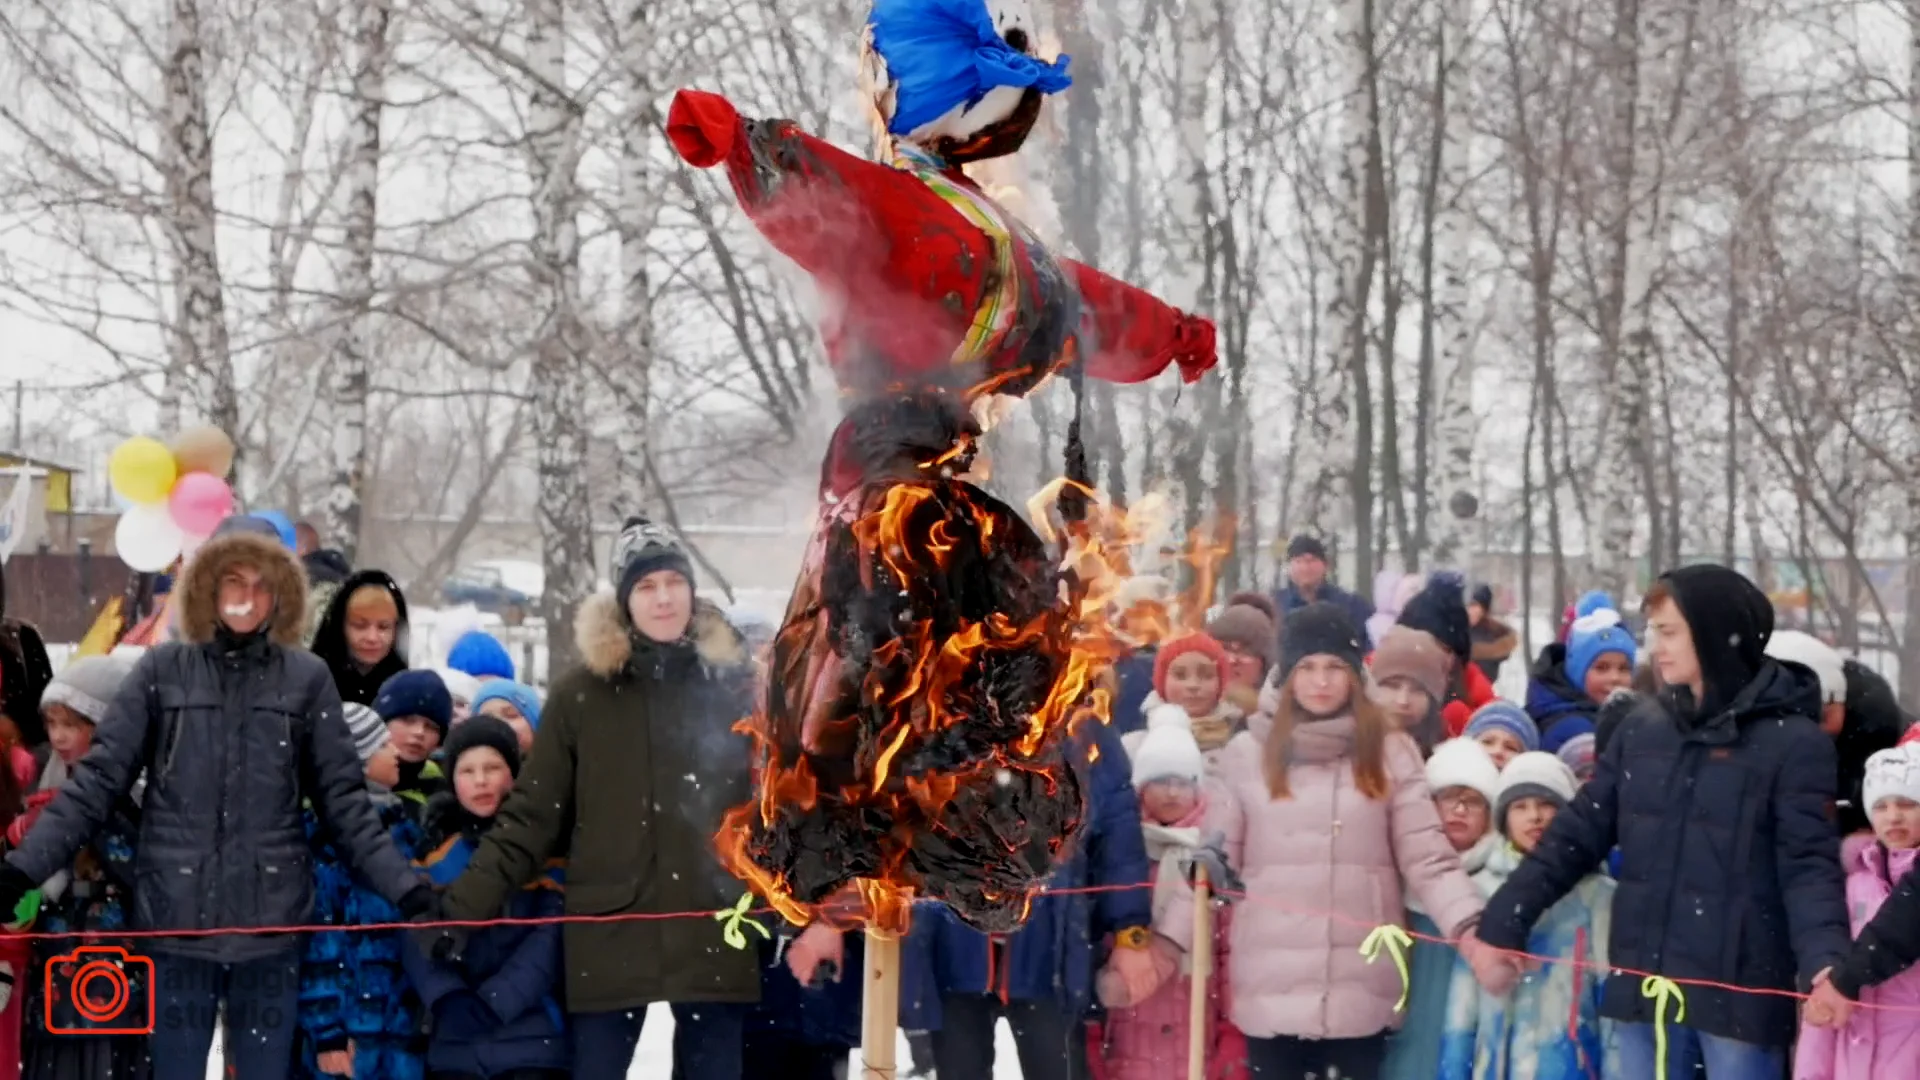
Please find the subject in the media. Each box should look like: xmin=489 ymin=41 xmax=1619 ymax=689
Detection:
xmin=1096 ymin=795 xmax=1248 ymax=1080
xmin=1794 ymin=836 xmax=1920 ymax=1080
xmin=1160 ymin=713 xmax=1483 ymax=1040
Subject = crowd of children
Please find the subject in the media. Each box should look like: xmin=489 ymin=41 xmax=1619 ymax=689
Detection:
xmin=1 ymin=527 xmax=1918 ymax=1079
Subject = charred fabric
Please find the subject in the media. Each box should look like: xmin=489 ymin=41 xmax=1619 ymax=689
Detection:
xmin=738 ymin=392 xmax=1092 ymax=933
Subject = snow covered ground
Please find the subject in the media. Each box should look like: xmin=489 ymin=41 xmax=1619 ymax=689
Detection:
xmin=207 ymin=1004 xmax=1028 ymax=1077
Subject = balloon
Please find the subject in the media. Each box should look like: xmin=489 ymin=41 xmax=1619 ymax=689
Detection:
xmin=170 ymin=425 xmax=235 ymax=479
xmin=108 ymin=437 xmax=177 ymax=505
xmin=253 ymin=510 xmax=297 ymax=550
xmin=115 ymin=503 xmax=185 ymax=573
xmin=168 ymin=472 xmax=234 ymax=537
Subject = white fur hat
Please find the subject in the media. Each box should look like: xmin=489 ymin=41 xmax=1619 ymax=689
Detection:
xmin=1864 ymin=744 xmax=1920 ymax=811
xmin=1130 ymin=708 xmax=1206 ymax=789
xmin=1764 ymin=630 xmax=1847 ymax=706
xmin=1495 ymin=751 xmax=1579 ymax=833
xmin=1425 ymin=737 xmax=1500 ymax=807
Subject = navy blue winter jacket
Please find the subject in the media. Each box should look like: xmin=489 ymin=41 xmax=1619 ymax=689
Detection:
xmin=401 ymin=806 xmax=570 ymax=1078
xmin=1479 ymin=659 xmax=1851 ymax=1045
xmin=1272 ymin=580 xmax=1373 ymax=640
xmin=900 ymin=720 xmax=1151 ymax=1026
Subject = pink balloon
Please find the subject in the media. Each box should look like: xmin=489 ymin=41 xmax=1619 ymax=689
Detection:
xmin=168 ymin=472 xmax=234 ymax=537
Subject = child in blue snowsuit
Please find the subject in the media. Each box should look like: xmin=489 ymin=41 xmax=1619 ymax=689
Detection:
xmin=297 ymin=703 xmax=429 ymax=1080
xmin=402 ymin=716 xmax=569 ymax=1080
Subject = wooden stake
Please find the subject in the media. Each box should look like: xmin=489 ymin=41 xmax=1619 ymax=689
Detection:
xmin=861 ymin=925 xmax=902 ymax=1079
xmin=1188 ymin=865 xmax=1213 ymax=1080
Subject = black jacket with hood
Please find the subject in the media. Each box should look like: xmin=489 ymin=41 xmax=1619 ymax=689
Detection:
xmin=309 ymin=568 xmax=411 ymax=706
xmin=5 ymin=526 xmax=423 ymax=962
xmin=1479 ymin=564 xmax=1850 ymax=1045
xmin=0 ymin=562 xmax=53 ymax=747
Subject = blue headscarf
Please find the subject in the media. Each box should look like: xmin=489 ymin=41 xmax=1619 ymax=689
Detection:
xmin=868 ymin=0 xmax=1071 ymax=137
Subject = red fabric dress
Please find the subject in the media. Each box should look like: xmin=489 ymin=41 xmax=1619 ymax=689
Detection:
xmin=665 ymin=88 xmax=1216 ymax=414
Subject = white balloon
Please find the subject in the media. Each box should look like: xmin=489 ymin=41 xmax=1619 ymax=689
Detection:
xmin=116 ymin=502 xmax=185 ymax=573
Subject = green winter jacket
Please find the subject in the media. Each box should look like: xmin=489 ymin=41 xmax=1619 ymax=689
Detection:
xmin=441 ymin=593 xmax=760 ymax=1012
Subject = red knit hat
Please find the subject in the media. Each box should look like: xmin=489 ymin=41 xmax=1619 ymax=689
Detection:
xmin=1153 ymin=633 xmax=1231 ymax=700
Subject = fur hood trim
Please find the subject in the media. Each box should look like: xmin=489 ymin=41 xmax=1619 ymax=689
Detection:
xmin=575 ymin=590 xmax=747 ymax=678
xmin=177 ymin=532 xmax=308 ymax=646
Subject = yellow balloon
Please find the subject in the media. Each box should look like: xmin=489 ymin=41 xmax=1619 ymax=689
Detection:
xmin=170 ymin=425 xmax=235 ymax=479
xmin=109 ymin=436 xmax=178 ymax=504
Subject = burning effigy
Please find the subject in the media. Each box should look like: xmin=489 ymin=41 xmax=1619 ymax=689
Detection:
xmin=668 ymin=0 xmax=1217 ymax=934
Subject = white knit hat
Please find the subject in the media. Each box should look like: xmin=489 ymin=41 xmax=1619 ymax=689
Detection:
xmin=1130 ymin=708 xmax=1206 ymax=789
xmin=434 ymin=667 xmax=482 ymax=707
xmin=1425 ymin=737 xmax=1499 ymax=806
xmin=1863 ymin=744 xmax=1920 ymax=811
xmin=1764 ymin=630 xmax=1847 ymax=706
xmin=1495 ymin=751 xmax=1579 ymax=833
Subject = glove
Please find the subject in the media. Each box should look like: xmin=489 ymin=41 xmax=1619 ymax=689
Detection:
xmin=398 ymin=884 xmax=439 ymax=922
xmin=1184 ymin=833 xmax=1242 ymax=898
xmin=6 ymin=792 xmax=54 ymax=849
xmin=431 ymin=991 xmax=498 ymax=1033
xmin=0 ymin=863 xmax=35 ymax=922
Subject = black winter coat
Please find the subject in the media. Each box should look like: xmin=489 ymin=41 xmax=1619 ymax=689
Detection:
xmin=1479 ymin=658 xmax=1851 ymax=1045
xmin=5 ymin=531 xmax=422 ymax=963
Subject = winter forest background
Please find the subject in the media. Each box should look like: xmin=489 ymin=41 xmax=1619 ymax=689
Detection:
xmin=4 ymin=0 xmax=1920 ymax=694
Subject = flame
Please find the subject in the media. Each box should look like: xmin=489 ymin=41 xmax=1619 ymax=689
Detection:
xmin=718 ymin=458 xmax=1231 ymax=931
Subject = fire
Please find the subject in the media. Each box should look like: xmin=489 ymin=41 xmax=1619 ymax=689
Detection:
xmin=716 ymin=414 xmax=1231 ymax=934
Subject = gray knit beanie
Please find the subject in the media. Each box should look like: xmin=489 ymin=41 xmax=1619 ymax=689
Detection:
xmin=341 ymin=703 xmax=389 ymax=763
xmin=39 ymin=656 xmax=135 ymax=725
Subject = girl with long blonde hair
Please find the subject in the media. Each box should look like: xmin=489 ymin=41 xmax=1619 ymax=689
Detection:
xmin=1161 ymin=602 xmax=1522 ymax=1079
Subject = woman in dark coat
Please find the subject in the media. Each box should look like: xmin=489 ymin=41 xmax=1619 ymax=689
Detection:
xmin=310 ymin=569 xmax=411 ymax=706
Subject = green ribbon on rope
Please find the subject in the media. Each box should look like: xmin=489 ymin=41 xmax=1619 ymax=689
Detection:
xmin=6 ymin=889 xmax=39 ymax=931
xmin=1640 ymin=975 xmax=1687 ymax=1080
xmin=1359 ymin=924 xmax=1414 ymax=1012
xmin=714 ymin=892 xmax=771 ymax=951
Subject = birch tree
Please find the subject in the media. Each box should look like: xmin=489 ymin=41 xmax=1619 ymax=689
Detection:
xmin=607 ymin=0 xmax=657 ymax=519
xmin=1425 ymin=0 xmax=1476 ymax=569
xmin=526 ymin=0 xmax=595 ymax=653
xmin=1589 ymin=0 xmax=1684 ymax=596
xmin=1296 ymin=0 xmax=1375 ymax=566
xmin=324 ymin=0 xmax=390 ymax=562
xmin=160 ymin=0 xmax=237 ymax=440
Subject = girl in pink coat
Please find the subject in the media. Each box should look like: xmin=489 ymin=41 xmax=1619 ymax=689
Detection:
xmin=1796 ymin=744 xmax=1920 ymax=1080
xmin=1160 ymin=603 xmax=1520 ymax=1079
xmin=1094 ymin=721 xmax=1248 ymax=1080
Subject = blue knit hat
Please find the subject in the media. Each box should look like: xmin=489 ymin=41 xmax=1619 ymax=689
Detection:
xmin=1566 ymin=606 xmax=1638 ymax=694
xmin=470 ymin=680 xmax=543 ymax=732
xmin=1465 ymin=700 xmax=1539 ymax=753
xmin=446 ymin=630 xmax=516 ymax=681
xmin=373 ymin=669 xmax=452 ymax=740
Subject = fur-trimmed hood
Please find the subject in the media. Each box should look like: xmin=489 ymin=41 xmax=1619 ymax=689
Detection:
xmin=177 ymin=531 xmax=309 ymax=646
xmin=574 ymin=590 xmax=746 ymax=678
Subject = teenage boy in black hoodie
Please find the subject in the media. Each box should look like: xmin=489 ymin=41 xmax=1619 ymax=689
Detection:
xmin=1475 ymin=563 xmax=1849 ymax=1080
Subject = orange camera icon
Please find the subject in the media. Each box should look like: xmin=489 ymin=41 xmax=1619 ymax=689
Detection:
xmin=44 ymin=945 xmax=154 ymax=1035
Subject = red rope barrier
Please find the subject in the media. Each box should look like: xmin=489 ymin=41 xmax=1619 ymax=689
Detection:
xmin=10 ymin=875 xmax=1895 ymax=1015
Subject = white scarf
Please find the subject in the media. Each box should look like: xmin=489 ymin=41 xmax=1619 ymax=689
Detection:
xmin=1143 ymin=821 xmax=1204 ymax=923
xmin=1406 ymin=831 xmax=1497 ymax=916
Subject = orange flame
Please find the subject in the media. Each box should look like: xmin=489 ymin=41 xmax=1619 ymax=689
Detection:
xmin=718 ymin=468 xmax=1232 ymax=931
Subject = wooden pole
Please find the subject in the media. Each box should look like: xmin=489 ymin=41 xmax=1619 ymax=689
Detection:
xmin=1188 ymin=866 xmax=1213 ymax=1080
xmin=861 ymin=925 xmax=902 ymax=1079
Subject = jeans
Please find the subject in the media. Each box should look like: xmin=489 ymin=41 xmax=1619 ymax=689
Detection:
xmin=571 ymin=1002 xmax=747 ymax=1080
xmin=1615 ymin=1021 xmax=1784 ymax=1079
xmin=1246 ymin=1032 xmax=1388 ymax=1078
xmin=148 ymin=950 xmax=301 ymax=1080
xmin=929 ymin=994 xmax=1088 ymax=1080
